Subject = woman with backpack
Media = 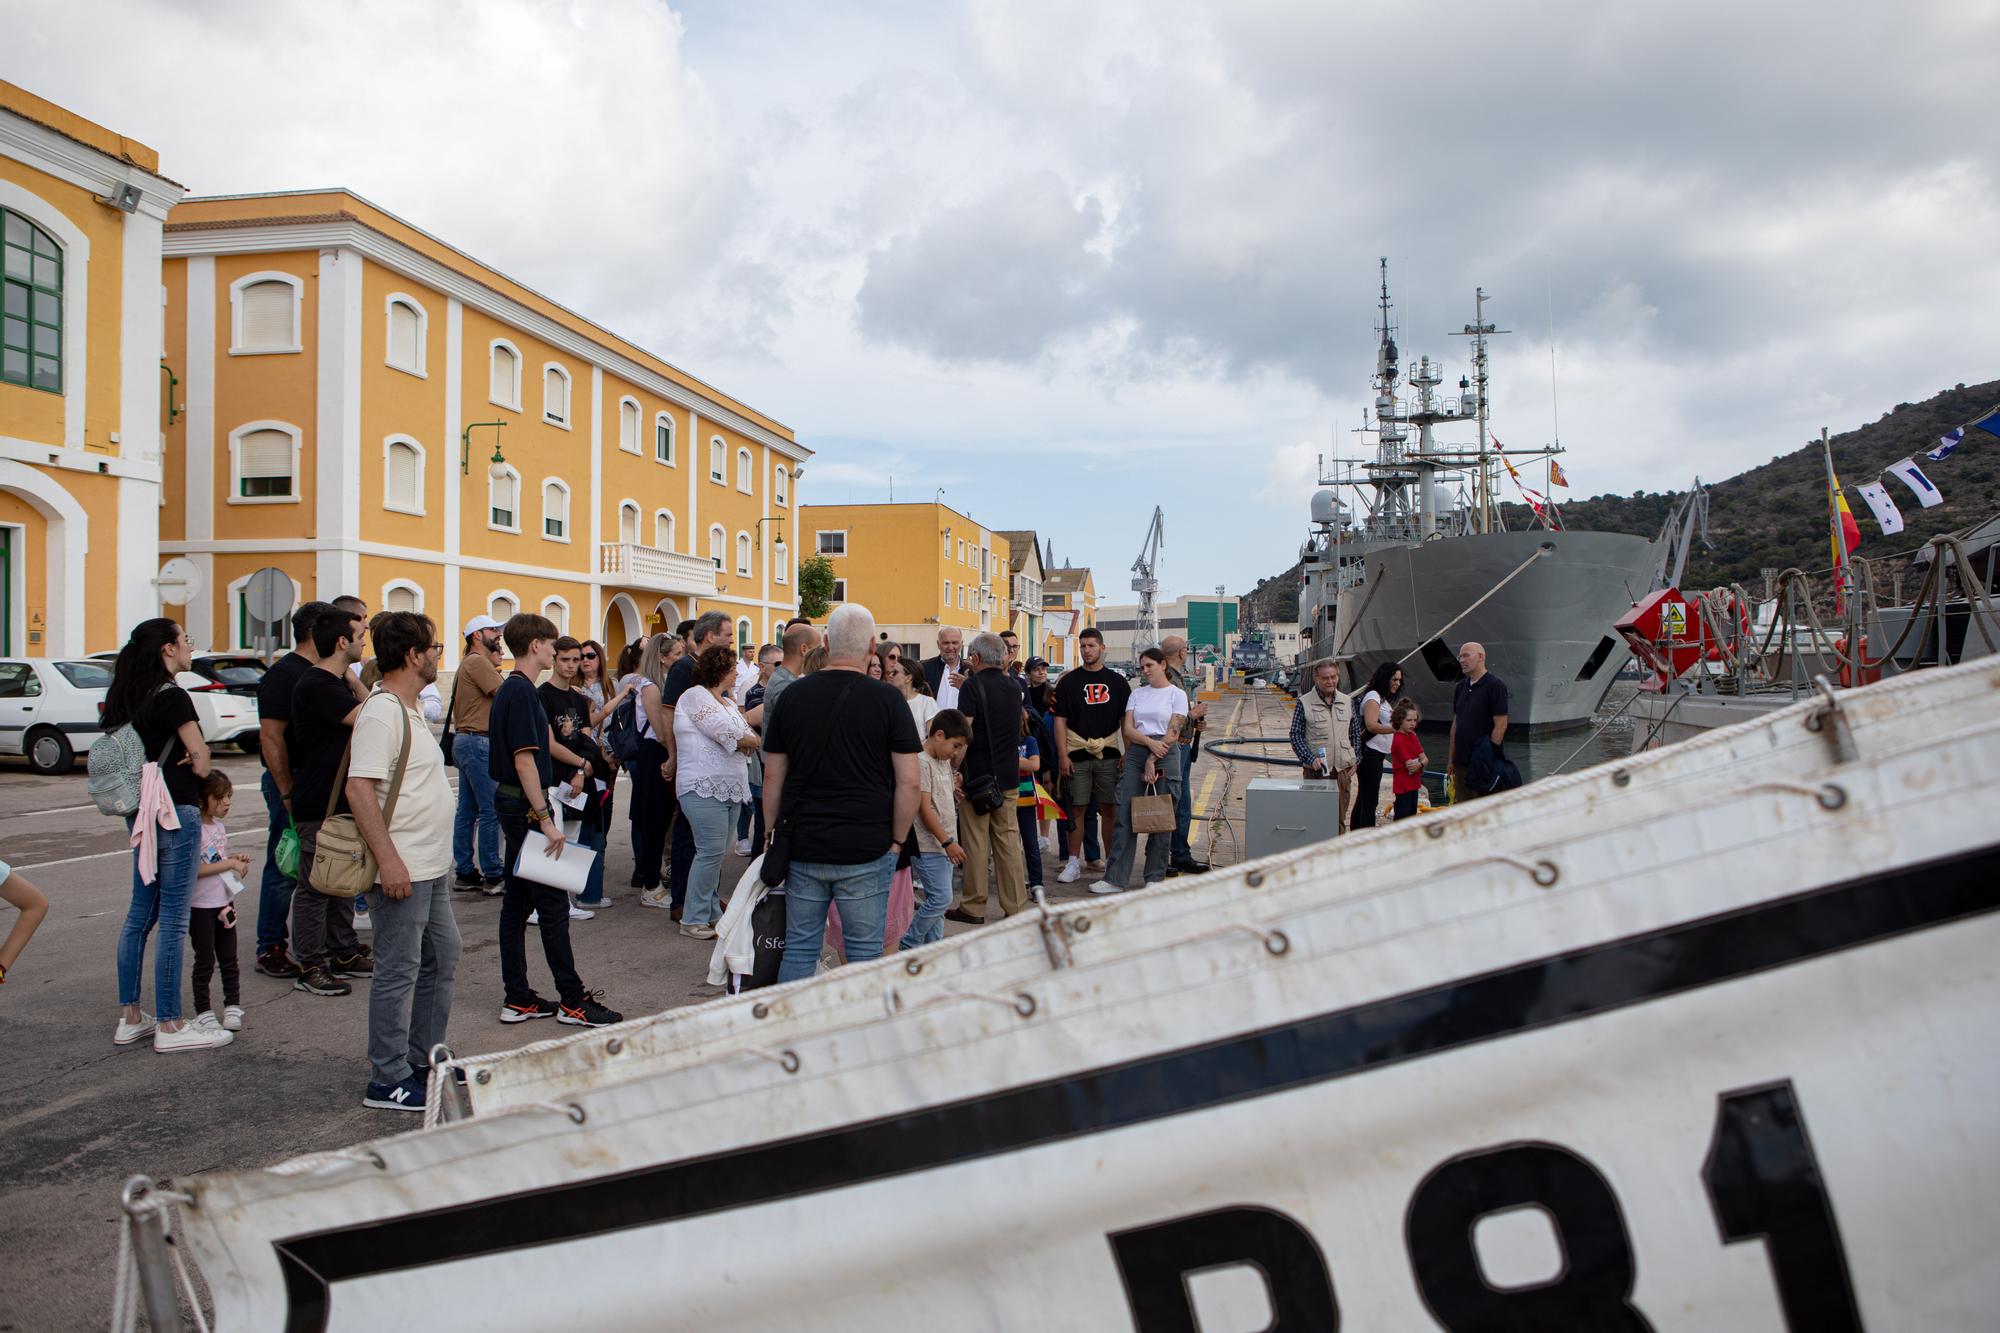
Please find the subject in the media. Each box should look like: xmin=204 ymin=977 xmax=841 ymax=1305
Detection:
xmin=627 ymin=634 xmax=681 ymax=910
xmin=104 ymin=618 xmax=233 ymax=1052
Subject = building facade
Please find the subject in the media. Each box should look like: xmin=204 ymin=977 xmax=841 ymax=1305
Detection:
xmin=1041 ymin=565 xmax=1097 ymax=669
xmin=1097 ymin=593 xmax=1240 ymax=663
xmin=0 ymin=82 xmax=185 ymax=656
xmin=993 ymin=529 xmax=1045 ymax=659
xmin=157 ymin=190 xmax=806 ymax=667
xmin=800 ymin=501 xmax=1011 ymax=655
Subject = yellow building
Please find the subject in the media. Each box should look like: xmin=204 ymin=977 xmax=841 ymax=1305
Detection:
xmin=993 ymin=529 xmax=1046 ymax=659
xmin=1041 ymin=565 xmax=1098 ymax=669
xmin=800 ymin=501 xmax=1011 ymax=654
xmin=0 ymin=83 xmax=185 ymax=655
xmin=158 ymin=189 xmax=808 ymax=667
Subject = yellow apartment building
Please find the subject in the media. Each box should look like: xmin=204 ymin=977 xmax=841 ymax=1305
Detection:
xmin=801 ymin=501 xmax=1011 ymax=655
xmin=0 ymin=83 xmax=185 ymax=656
xmin=1041 ymin=564 xmax=1098 ymax=669
xmin=158 ymin=189 xmax=807 ymax=668
xmin=993 ymin=529 xmax=1046 ymax=659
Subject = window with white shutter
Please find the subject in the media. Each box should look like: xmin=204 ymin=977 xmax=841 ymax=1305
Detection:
xmin=490 ymin=343 xmax=519 ymax=407
xmin=620 ymin=399 xmax=641 ymax=453
xmin=774 ymin=466 xmax=788 ymax=506
xmin=387 ymin=299 xmax=423 ymax=373
xmin=490 ymin=594 xmax=517 ymax=622
xmin=385 ymin=584 xmax=420 ymax=613
xmin=542 ymin=599 xmax=569 ymax=634
xmin=237 ymin=280 xmax=297 ymax=351
xmin=236 ymin=428 xmax=295 ymax=498
xmin=736 ymin=532 xmax=752 ymax=576
xmin=709 ymin=438 xmax=725 ymax=483
xmin=490 ymin=469 xmax=518 ymax=530
xmin=385 ymin=439 xmax=422 ymax=512
xmin=655 ymin=415 xmax=674 ymax=465
xmin=542 ymin=480 xmax=568 ymax=539
xmin=736 ymin=448 xmax=754 ymax=493
xmin=774 ymin=539 xmax=789 ymax=583
xmin=620 ymin=503 xmax=640 ymax=545
xmin=543 ymin=365 xmax=570 ymax=425
xmin=709 ymin=525 xmax=725 ymax=568
xmin=653 ymin=510 xmax=674 ymax=550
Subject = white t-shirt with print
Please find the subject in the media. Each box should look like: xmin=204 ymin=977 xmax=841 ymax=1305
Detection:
xmin=348 ymin=691 xmax=455 ymax=882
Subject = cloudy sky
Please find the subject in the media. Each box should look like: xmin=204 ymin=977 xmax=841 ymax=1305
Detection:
xmin=15 ymin=0 xmax=1999 ymax=599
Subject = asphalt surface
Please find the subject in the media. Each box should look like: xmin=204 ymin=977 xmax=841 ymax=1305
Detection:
xmin=0 ymin=692 xmax=1275 ymax=1330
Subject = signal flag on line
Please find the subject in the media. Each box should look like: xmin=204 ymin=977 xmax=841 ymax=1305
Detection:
xmin=1885 ymin=456 xmax=1944 ymax=509
xmin=1854 ymin=481 xmax=1904 ymax=536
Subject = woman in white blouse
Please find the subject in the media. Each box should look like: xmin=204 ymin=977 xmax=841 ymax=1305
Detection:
xmin=672 ymin=644 xmax=760 ymax=939
xmin=1092 ymin=647 xmax=1186 ymax=896
xmin=885 ymin=654 xmax=938 ymax=738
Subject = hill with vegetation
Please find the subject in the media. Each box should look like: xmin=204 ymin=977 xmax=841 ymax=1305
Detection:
xmin=1244 ymin=379 xmax=1999 ymax=617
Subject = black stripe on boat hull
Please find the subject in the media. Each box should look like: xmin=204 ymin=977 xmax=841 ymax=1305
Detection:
xmin=273 ymin=844 xmax=2000 ymax=1332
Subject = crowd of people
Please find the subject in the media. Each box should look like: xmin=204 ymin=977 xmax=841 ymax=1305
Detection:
xmin=86 ymin=596 xmax=1271 ymax=1113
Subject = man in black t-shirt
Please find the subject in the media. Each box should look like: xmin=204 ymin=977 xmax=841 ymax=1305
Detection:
xmin=762 ymin=604 xmax=920 ymax=983
xmin=662 ymin=611 xmax=733 ymax=916
xmin=492 ymin=615 xmax=622 ymax=1029
xmin=952 ymin=632 xmax=1026 ymax=924
xmin=1051 ymin=627 xmax=1130 ymax=884
xmin=290 ymin=608 xmax=368 ymax=997
xmin=252 ymin=599 xmax=337 ymax=977
xmin=540 ymin=636 xmax=609 ymax=908
xmin=1448 ymin=641 xmax=1511 ymax=799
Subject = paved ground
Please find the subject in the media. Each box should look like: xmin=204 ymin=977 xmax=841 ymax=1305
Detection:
xmin=0 ymin=690 xmax=1287 ymax=1330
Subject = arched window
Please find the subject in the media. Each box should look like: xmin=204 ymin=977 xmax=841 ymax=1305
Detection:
xmin=736 ymin=531 xmax=752 ymax=576
xmin=619 ymin=500 xmax=640 ymax=545
xmin=541 ymin=478 xmax=570 ymax=540
xmin=489 ymin=341 xmax=520 ymax=409
xmin=708 ymin=524 xmax=725 ymax=569
xmin=383 ymin=436 xmax=424 ymax=514
xmin=654 ymin=412 xmax=675 ymax=465
xmin=773 ymin=538 xmax=789 ymax=584
xmin=385 ymin=294 xmax=426 ymax=375
xmin=709 ymin=437 xmax=725 ymax=484
xmin=230 ymin=273 xmax=301 ymax=354
xmin=382 ymin=580 xmax=422 ymax=613
xmin=619 ymin=397 xmax=641 ymax=454
xmin=542 ymin=363 xmax=571 ymax=427
xmin=489 ymin=466 xmax=520 ymax=531
xmin=653 ymin=509 xmax=675 ymax=551
xmin=228 ymin=422 xmax=301 ymax=503
xmin=1 ymin=207 xmax=64 ymax=392
xmin=737 ymin=618 xmax=753 ymax=650
xmin=774 ymin=464 xmax=789 ymax=507
xmin=489 ymin=591 xmax=519 ymax=623
xmin=541 ymin=597 xmax=569 ymax=634
xmin=736 ymin=447 xmax=754 ymax=493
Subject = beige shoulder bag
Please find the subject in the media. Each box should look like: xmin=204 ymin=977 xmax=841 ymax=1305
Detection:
xmin=308 ymin=700 xmax=412 ymax=899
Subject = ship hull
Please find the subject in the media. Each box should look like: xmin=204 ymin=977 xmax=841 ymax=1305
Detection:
xmin=1332 ymin=529 xmax=1660 ymax=732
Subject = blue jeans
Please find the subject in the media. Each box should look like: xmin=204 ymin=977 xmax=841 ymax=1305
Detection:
xmin=452 ymin=734 xmax=501 ymax=878
xmin=737 ymin=784 xmax=765 ymax=848
xmin=902 ymin=850 xmax=955 ymax=949
xmin=364 ymin=875 xmax=460 ymax=1087
xmin=1018 ymin=805 xmax=1043 ymax=886
xmin=1105 ymin=753 xmax=1182 ymax=890
xmin=777 ymin=851 xmax=895 ymax=984
xmin=256 ymin=769 xmax=294 ymax=952
xmin=119 ymin=805 xmax=199 ymax=1021
xmin=1172 ymin=743 xmax=1195 ymax=862
xmin=575 ymin=818 xmax=607 ymax=906
xmin=676 ymin=792 xmax=737 ymax=927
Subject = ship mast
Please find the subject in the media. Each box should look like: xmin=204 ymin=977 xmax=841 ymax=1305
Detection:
xmin=1454 ymin=288 xmax=1508 ymax=534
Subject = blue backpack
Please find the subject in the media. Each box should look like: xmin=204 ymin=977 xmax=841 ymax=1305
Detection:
xmin=605 ymin=690 xmax=643 ymax=763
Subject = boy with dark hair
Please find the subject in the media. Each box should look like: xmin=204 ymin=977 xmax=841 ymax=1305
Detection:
xmin=491 ymin=614 xmax=622 ymax=1028
xmin=252 ymin=598 xmax=338 ymax=978
xmin=901 ymin=709 xmax=969 ymax=950
xmin=290 ymin=605 xmax=373 ymax=996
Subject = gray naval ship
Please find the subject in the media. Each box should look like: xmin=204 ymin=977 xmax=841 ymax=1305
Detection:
xmin=1297 ymin=265 xmax=1660 ymax=732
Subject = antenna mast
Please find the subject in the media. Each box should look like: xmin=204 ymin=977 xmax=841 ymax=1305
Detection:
xmin=1453 ymin=288 xmax=1509 ymax=533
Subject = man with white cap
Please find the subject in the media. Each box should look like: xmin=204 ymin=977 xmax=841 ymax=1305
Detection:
xmin=450 ymin=615 xmax=507 ymax=892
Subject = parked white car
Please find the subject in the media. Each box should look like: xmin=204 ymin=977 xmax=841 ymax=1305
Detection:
xmin=177 ymin=661 xmax=262 ymax=754
xmin=0 ymin=657 xmax=112 ymax=775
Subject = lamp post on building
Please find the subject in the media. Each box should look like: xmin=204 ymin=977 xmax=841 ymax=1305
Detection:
xmin=462 ymin=421 xmax=509 ymax=476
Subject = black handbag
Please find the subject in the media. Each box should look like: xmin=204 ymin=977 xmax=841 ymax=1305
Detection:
xmin=761 ymin=675 xmax=863 ymax=886
xmin=439 ymin=673 xmax=460 ymax=765
xmin=962 ymin=771 xmax=1007 ymax=816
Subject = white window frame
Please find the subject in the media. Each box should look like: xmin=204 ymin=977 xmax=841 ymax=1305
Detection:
xmin=618 ymin=396 xmax=642 ymax=455
xmin=736 ymin=616 xmax=754 ymax=650
xmin=487 ymin=590 xmax=520 ymax=624
xmin=736 ymin=530 xmax=753 ymax=576
xmin=773 ymin=537 xmax=788 ymax=584
xmin=773 ymin=464 xmax=789 ymax=507
xmin=943 ymin=579 xmax=951 ymax=605
xmin=540 ymin=477 xmax=571 ymax=543
xmin=708 ymin=436 xmax=726 ymax=484
xmin=381 ymin=434 xmax=426 ymax=516
xmin=942 ymin=528 xmax=951 ymax=558
xmin=541 ymin=596 xmax=570 ymax=635
xmin=383 ymin=292 xmax=428 ymax=377
xmin=816 ymin=529 xmax=847 ymax=557
xmin=226 ymin=571 xmax=305 ymax=650
xmin=228 ymin=271 xmax=303 ymax=356
xmin=226 ymin=420 xmax=303 ymax=506
xmin=618 ymin=500 xmax=641 ymax=546
xmin=708 ymin=523 xmax=726 ymax=570
xmin=542 ymin=362 xmax=572 ymax=428
xmin=654 ymin=412 xmax=676 ymax=466
xmin=831 ymin=578 xmax=848 ymax=603
xmin=653 ymin=508 xmax=675 ymax=551
xmin=488 ymin=339 xmax=522 ymax=410
xmin=736 ymin=447 xmax=754 ymax=494
xmin=487 ymin=464 xmax=522 ymax=533
xmin=380 ymin=578 xmax=425 ymax=613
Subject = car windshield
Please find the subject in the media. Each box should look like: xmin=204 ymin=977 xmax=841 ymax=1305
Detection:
xmin=55 ymin=660 xmax=114 ymax=690
xmin=204 ymin=659 xmax=268 ymax=686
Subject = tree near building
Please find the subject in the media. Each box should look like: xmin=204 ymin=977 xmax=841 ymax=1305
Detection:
xmin=797 ymin=554 xmax=836 ymax=619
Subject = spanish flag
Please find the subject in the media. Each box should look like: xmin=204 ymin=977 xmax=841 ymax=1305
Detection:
xmin=1828 ymin=469 xmax=1862 ymax=567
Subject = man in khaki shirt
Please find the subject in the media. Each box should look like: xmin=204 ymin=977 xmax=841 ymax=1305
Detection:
xmin=451 ymin=615 xmax=506 ymax=892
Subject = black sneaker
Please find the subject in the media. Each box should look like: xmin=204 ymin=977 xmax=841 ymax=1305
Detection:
xmin=328 ymin=948 xmax=374 ymax=978
xmin=945 ymin=908 xmax=985 ymax=925
xmin=362 ymin=1073 xmax=426 ymax=1112
xmin=255 ymin=945 xmax=301 ymax=979
xmin=558 ymin=991 xmax=623 ymax=1027
xmin=499 ymin=995 xmax=559 ymax=1023
xmin=481 ymin=875 xmax=507 ymax=897
xmin=1170 ymin=856 xmax=1210 ymax=875
xmin=294 ymin=965 xmax=352 ymax=997
xmin=453 ymin=871 xmax=485 ymax=892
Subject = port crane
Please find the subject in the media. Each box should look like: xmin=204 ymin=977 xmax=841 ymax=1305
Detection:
xmin=1131 ymin=505 xmax=1164 ymax=650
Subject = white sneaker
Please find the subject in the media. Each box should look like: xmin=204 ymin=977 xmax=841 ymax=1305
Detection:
xmin=352 ymin=902 xmax=372 ymax=931
xmin=679 ymin=922 xmax=718 ymax=940
xmin=1057 ymin=858 xmax=1081 ymax=884
xmin=568 ymin=902 xmax=595 ymax=921
xmin=113 ymin=1013 xmax=156 ymax=1046
xmin=734 ymin=839 xmax=753 ymax=856
xmin=1088 ymin=880 xmax=1124 ymax=896
xmin=1028 ymin=885 xmax=1045 ymax=898
xmin=222 ymin=1005 xmax=245 ymax=1032
xmin=155 ymin=1022 xmax=234 ymax=1052
xmin=638 ymin=888 xmax=672 ymax=910
xmin=193 ymin=1010 xmax=222 ymax=1030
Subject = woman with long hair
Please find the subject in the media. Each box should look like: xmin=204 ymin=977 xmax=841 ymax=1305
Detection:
xmin=105 ymin=618 xmax=231 ymax=1051
xmin=1352 ymin=660 xmax=1403 ymax=830
xmin=884 ymin=653 xmax=937 ymax=738
xmin=1092 ymin=647 xmax=1186 ymax=896
xmin=632 ymin=634 xmax=682 ymax=911
xmin=672 ymin=645 xmax=759 ymax=938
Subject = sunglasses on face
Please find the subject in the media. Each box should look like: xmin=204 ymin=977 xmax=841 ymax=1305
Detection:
xmin=581 ymin=652 xmax=598 ymax=659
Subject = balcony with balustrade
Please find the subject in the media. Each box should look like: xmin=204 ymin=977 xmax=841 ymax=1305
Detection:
xmin=597 ymin=541 xmax=719 ymax=597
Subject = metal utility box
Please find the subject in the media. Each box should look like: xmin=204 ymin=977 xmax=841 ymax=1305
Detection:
xmin=1244 ymin=777 xmax=1345 ymax=860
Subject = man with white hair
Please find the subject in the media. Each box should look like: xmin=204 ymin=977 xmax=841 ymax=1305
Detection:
xmin=761 ymin=604 xmax=922 ymax=981
xmin=947 ymin=631 xmax=1028 ymax=924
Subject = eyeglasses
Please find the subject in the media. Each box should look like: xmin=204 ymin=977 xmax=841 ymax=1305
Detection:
xmin=581 ymin=652 xmax=598 ymax=659
xmin=429 ymin=643 xmax=444 ymax=652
